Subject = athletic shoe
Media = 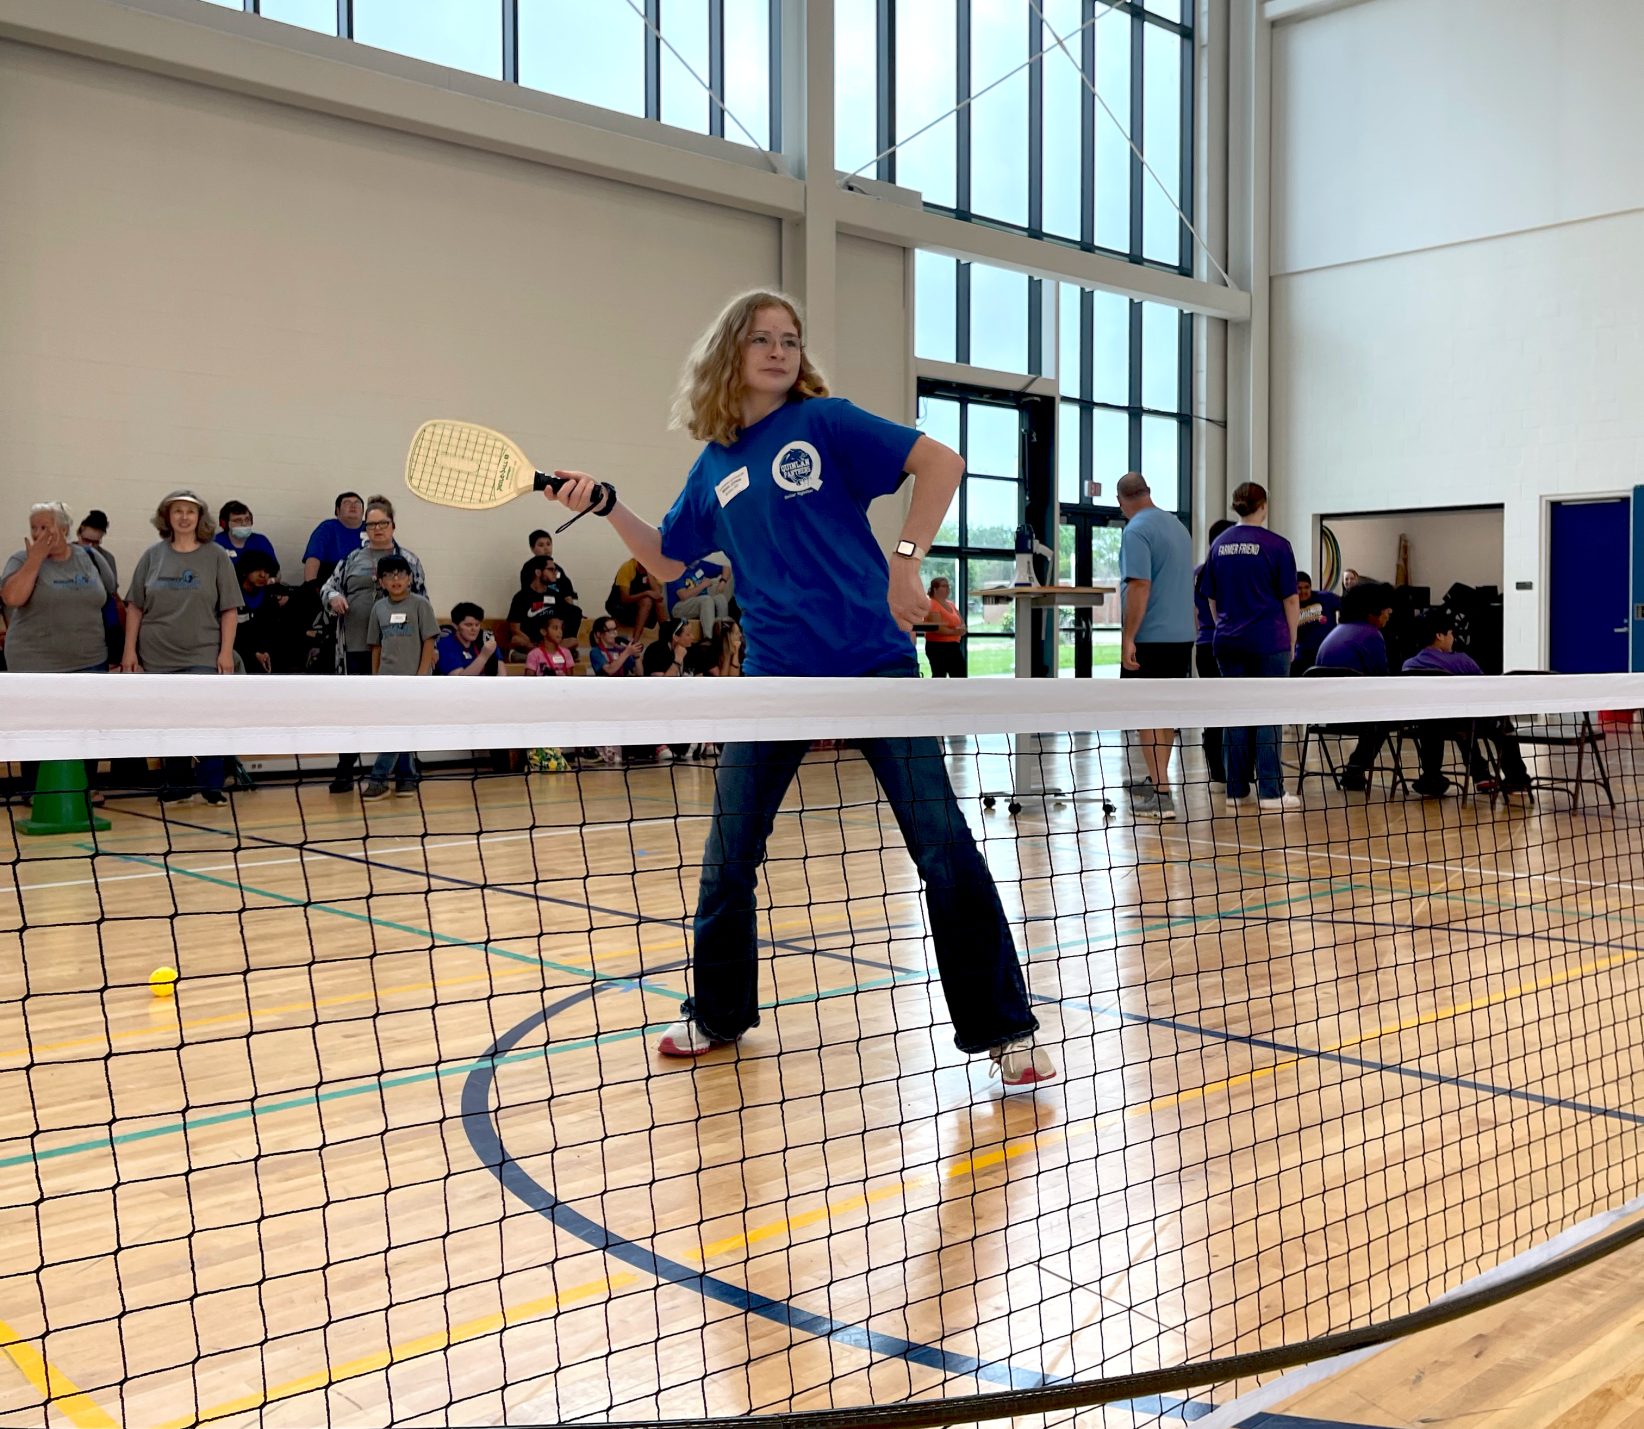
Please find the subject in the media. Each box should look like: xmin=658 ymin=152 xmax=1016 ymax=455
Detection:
xmin=1122 ymin=775 xmax=1155 ymax=793
xmin=159 ymin=791 xmax=196 ymax=806
xmin=361 ymin=782 xmax=391 ymax=801
xmin=1338 ymin=768 xmax=1369 ymax=793
xmin=200 ymin=790 xmax=228 ymax=806
xmin=328 ymin=774 xmax=353 ymax=794
xmin=656 ymin=1019 xmax=728 ymax=1057
xmin=1131 ymin=786 xmax=1160 ymax=817
xmin=1412 ymin=775 xmax=1452 ymax=798
xmin=1258 ymin=793 xmax=1303 ymax=811
xmin=393 ymin=782 xmax=419 ymax=799
xmin=1225 ymin=793 xmax=1252 ymax=811
xmin=989 ymin=1037 xmax=1058 ymax=1088
xmin=1154 ymin=791 xmax=1178 ymax=821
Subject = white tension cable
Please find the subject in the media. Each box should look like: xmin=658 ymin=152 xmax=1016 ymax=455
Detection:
xmin=3 ymin=673 xmax=1640 ymax=761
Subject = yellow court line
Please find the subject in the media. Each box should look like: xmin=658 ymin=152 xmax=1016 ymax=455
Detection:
xmin=0 ymin=1318 xmax=119 ymax=1429
xmin=153 ymin=1272 xmax=638 ymax=1429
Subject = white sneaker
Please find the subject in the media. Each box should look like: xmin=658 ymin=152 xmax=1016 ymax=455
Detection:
xmin=1258 ymin=793 xmax=1303 ymax=811
xmin=1225 ymin=793 xmax=1252 ymax=811
xmin=988 ymin=1037 xmax=1058 ymax=1089
xmin=656 ymin=1018 xmax=728 ymax=1058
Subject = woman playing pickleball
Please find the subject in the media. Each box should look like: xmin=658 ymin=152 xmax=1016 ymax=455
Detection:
xmin=548 ymin=291 xmax=1055 ymax=1088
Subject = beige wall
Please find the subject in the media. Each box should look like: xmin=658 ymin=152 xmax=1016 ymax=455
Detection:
xmin=0 ymin=38 xmax=912 ymax=618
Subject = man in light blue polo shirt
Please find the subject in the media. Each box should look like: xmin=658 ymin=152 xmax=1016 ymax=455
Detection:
xmin=1118 ymin=471 xmax=1195 ymax=820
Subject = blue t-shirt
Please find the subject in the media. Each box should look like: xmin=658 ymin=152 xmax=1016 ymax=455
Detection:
xmin=1295 ymin=589 xmax=1342 ymax=659
xmin=1202 ymin=525 xmax=1298 ymax=655
xmin=666 ymin=559 xmax=724 ymax=612
xmin=1315 ymin=621 xmax=1388 ymax=675
xmin=1403 ymin=646 xmax=1481 ymax=676
xmin=214 ymin=530 xmax=279 ymax=571
xmin=435 ymin=629 xmax=486 ymax=675
xmin=303 ymin=518 xmax=364 ymax=568
xmin=1119 ymin=507 xmax=1194 ymax=643
xmin=658 ymin=397 xmax=921 ymax=677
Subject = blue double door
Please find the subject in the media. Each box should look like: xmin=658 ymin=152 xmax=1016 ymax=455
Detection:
xmin=1548 ymin=493 xmax=1639 ymax=673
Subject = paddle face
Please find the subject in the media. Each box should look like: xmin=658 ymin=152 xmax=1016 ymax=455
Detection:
xmin=405 ymin=421 xmax=542 ymax=510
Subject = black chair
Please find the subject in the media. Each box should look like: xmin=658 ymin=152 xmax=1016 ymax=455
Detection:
xmin=1388 ymin=668 xmax=1500 ymax=804
xmin=1295 ymin=666 xmax=1409 ymax=798
xmin=1503 ymin=670 xmax=1615 ymax=809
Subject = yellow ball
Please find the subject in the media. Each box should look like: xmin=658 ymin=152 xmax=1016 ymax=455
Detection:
xmin=149 ymin=966 xmax=178 ymax=998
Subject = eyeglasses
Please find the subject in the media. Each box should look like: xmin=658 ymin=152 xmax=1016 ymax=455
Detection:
xmin=746 ymin=333 xmax=803 ymax=353
xmin=364 ymin=519 xmax=392 ymax=530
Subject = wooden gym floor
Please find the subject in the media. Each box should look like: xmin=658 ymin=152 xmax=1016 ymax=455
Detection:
xmin=1 ymin=727 xmax=1641 ymax=1429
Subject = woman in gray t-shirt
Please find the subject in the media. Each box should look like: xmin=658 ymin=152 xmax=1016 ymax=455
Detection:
xmin=122 ymin=492 xmax=240 ymax=675
xmin=121 ymin=489 xmax=241 ymax=803
xmin=2 ymin=502 xmax=116 ymax=673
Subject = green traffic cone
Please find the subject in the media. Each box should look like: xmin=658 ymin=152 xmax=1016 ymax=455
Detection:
xmin=17 ymin=760 xmax=111 ymax=835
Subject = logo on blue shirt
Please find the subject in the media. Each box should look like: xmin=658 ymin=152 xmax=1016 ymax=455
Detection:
xmin=772 ymin=440 xmax=823 ymax=495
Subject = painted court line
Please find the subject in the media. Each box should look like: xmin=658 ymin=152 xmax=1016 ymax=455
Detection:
xmin=0 ymin=1317 xmax=118 ymax=1429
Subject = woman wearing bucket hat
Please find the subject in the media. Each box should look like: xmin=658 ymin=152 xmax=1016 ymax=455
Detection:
xmin=121 ymin=489 xmax=242 ymax=803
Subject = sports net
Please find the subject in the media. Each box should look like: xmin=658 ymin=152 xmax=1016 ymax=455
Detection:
xmin=2 ymin=671 xmax=1643 ymax=1428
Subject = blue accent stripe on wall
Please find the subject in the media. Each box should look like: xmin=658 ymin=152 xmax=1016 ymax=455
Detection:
xmin=1632 ymin=485 xmax=1643 ymax=673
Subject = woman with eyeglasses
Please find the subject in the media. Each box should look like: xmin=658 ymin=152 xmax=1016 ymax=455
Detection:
xmin=546 ymin=289 xmax=1056 ymax=1091
xmin=318 ymin=494 xmax=427 ymax=791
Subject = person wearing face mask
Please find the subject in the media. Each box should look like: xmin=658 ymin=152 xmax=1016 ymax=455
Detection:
xmin=213 ymin=501 xmax=280 ymax=574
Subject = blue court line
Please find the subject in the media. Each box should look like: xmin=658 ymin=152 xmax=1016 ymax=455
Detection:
xmin=105 ymin=804 xmax=921 ymax=972
xmin=459 ymin=982 xmax=1215 ymax=1421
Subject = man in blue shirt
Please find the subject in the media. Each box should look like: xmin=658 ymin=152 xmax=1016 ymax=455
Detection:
xmin=301 ymin=491 xmax=365 ymax=585
xmin=1117 ymin=472 xmax=1194 ymax=820
xmin=1291 ymin=572 xmax=1341 ymax=675
xmin=213 ymin=500 xmax=280 ymax=576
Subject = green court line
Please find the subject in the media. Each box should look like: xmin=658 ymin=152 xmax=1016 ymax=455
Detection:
xmin=77 ymin=845 xmax=682 ymax=998
xmin=0 ymin=966 xmax=934 ymax=1171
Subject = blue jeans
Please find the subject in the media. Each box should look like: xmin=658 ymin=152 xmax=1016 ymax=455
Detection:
xmin=682 ymin=730 xmax=1038 ymax=1055
xmin=1213 ymin=645 xmax=1290 ymax=799
xmin=369 ymin=751 xmax=418 ymax=787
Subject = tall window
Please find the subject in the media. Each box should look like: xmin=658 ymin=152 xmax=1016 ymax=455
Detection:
xmin=841 ymin=0 xmax=1195 ymax=272
xmin=198 ymin=0 xmax=779 ymax=149
xmin=917 ymin=391 xmax=1027 ymax=678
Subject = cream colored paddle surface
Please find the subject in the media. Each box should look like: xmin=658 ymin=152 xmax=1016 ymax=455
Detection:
xmin=404 ymin=419 xmax=545 ymax=510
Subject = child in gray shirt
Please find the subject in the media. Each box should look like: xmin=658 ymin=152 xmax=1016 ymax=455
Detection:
xmin=363 ymin=554 xmax=438 ymax=800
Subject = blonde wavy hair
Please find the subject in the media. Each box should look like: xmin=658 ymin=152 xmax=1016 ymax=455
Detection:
xmin=671 ymin=291 xmax=829 ymax=447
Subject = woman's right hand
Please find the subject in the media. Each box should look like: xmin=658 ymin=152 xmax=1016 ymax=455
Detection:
xmin=328 ymin=594 xmax=349 ymax=615
xmin=549 ymin=471 xmax=601 ymax=514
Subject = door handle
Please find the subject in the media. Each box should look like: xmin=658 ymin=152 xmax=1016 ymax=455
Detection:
xmin=1617 ymin=626 xmax=1631 ymax=634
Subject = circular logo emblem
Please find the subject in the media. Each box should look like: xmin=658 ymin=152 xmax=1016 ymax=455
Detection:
xmin=771 ymin=440 xmax=823 ymax=495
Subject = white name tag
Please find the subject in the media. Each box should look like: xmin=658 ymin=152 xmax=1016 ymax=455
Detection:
xmin=389 ymin=611 xmax=408 ymax=625
xmin=716 ymin=467 xmax=750 ymax=506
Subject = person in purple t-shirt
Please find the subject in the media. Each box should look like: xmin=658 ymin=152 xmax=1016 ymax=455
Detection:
xmin=1192 ymin=518 xmax=1235 ymax=786
xmin=1315 ymin=580 xmax=1396 ymax=789
xmin=1202 ymin=483 xmax=1300 ymax=808
xmin=1403 ymin=609 xmax=1532 ymax=796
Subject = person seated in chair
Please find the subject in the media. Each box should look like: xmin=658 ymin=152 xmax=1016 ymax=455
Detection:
xmin=605 ymin=557 xmax=665 ymax=637
xmin=1291 ymin=572 xmax=1341 ymax=675
xmin=1313 ymin=580 xmax=1395 ymax=791
xmin=1402 ymin=609 xmax=1532 ymax=797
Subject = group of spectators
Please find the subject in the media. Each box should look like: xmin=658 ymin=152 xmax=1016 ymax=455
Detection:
xmin=2 ymin=490 xmax=745 ymax=801
xmin=1116 ymin=475 xmax=1527 ymax=819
